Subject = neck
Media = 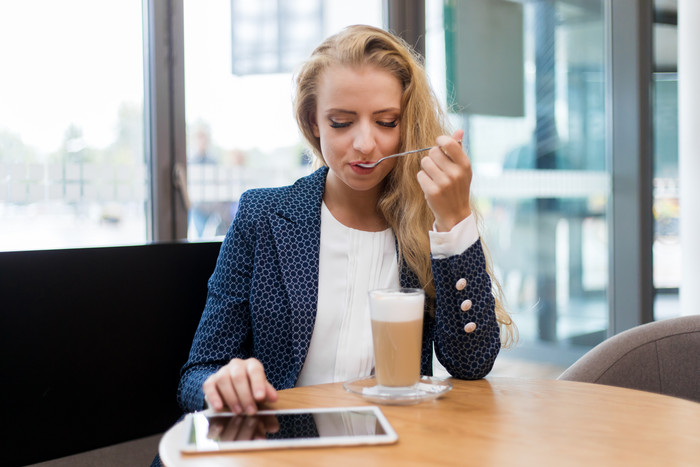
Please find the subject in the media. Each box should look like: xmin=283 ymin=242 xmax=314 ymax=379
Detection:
xmin=323 ymin=176 xmax=387 ymax=232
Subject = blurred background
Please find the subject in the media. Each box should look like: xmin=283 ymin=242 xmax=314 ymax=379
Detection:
xmin=0 ymin=0 xmax=681 ymax=375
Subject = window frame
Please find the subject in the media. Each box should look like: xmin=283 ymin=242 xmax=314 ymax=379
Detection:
xmin=144 ymin=0 xmax=657 ymax=339
xmin=144 ymin=0 xmax=188 ymax=242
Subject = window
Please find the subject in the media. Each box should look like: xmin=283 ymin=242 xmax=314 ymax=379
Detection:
xmin=182 ymin=0 xmax=384 ymax=240
xmin=1 ymin=0 xmax=669 ymax=369
xmin=652 ymin=0 xmax=680 ymax=319
xmin=427 ymin=0 xmax=609 ymax=363
xmin=0 ymin=0 xmax=147 ymax=251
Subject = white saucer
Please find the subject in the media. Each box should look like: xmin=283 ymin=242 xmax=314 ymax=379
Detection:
xmin=343 ymin=376 xmax=452 ymax=405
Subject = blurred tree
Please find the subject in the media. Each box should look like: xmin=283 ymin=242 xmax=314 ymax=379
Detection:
xmin=107 ymin=102 xmax=143 ymax=165
xmin=0 ymin=128 xmax=39 ymax=164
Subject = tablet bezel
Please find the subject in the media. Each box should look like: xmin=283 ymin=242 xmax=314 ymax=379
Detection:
xmin=181 ymin=405 xmax=398 ymax=453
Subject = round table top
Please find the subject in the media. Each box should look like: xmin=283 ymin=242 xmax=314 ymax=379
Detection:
xmin=160 ymin=377 xmax=700 ymax=466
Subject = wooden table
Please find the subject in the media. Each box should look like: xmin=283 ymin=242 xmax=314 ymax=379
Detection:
xmin=160 ymin=377 xmax=700 ymax=466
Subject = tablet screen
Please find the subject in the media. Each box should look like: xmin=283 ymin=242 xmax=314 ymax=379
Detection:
xmin=182 ymin=406 xmax=397 ymax=453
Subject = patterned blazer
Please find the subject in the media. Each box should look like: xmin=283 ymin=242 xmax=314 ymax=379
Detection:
xmin=178 ymin=167 xmax=500 ymax=413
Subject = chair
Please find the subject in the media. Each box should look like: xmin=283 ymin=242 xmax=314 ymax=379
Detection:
xmin=26 ymin=434 xmax=162 ymax=467
xmin=558 ymin=315 xmax=700 ymax=403
xmin=1 ymin=241 xmax=221 ymax=466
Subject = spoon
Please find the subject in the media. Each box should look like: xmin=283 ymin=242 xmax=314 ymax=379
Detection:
xmin=355 ymin=140 xmax=462 ymax=168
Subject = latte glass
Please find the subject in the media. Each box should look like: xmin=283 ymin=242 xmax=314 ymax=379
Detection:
xmin=368 ymin=288 xmax=425 ymax=391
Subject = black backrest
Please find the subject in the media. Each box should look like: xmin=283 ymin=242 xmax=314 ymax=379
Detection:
xmin=0 ymin=241 xmax=221 ymax=466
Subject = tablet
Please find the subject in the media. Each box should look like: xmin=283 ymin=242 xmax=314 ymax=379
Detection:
xmin=181 ymin=406 xmax=398 ymax=453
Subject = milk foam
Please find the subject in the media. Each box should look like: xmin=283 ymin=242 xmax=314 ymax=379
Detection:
xmin=368 ymin=289 xmax=424 ymax=322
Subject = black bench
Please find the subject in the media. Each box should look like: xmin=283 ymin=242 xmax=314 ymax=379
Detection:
xmin=0 ymin=241 xmax=221 ymax=466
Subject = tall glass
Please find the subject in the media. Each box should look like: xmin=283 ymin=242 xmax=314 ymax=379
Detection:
xmin=368 ymin=288 xmax=425 ymax=391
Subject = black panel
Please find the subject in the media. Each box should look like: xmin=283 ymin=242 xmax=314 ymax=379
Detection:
xmin=0 ymin=241 xmax=221 ymax=466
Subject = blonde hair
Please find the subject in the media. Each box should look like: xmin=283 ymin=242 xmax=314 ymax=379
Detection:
xmin=293 ymin=25 xmax=515 ymax=347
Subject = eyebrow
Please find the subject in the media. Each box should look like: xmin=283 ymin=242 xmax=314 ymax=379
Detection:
xmin=326 ymin=108 xmax=400 ymax=116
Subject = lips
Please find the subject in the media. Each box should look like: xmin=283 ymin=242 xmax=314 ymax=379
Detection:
xmin=349 ymin=162 xmax=375 ymax=173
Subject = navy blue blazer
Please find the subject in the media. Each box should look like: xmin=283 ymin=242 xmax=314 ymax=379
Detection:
xmin=178 ymin=167 xmax=500 ymax=412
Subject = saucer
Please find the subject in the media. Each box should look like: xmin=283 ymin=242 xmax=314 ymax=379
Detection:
xmin=343 ymin=376 xmax=452 ymax=405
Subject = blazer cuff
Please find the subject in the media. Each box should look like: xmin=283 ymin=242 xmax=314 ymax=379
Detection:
xmin=429 ymin=214 xmax=478 ymax=259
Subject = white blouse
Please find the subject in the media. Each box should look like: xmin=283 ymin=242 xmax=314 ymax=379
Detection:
xmin=296 ymin=202 xmax=399 ymax=386
xmin=295 ymin=202 xmax=478 ymax=387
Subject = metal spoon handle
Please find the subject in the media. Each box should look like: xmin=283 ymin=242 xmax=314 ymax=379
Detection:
xmin=373 ymin=146 xmax=432 ymax=164
xmin=355 ymin=146 xmax=431 ymax=168
xmin=356 ymin=140 xmax=462 ymax=168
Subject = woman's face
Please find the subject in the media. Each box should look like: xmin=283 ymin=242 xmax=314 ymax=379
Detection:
xmin=311 ymin=64 xmax=402 ymax=198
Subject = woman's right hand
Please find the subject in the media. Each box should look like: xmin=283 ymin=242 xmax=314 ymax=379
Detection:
xmin=202 ymin=357 xmax=278 ymax=415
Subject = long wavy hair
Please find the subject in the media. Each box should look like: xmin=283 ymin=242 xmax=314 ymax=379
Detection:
xmin=293 ymin=25 xmax=514 ymax=347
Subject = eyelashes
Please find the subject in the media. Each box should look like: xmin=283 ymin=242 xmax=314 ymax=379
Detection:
xmin=377 ymin=120 xmax=398 ymax=128
xmin=328 ymin=119 xmax=398 ymax=129
xmin=329 ymin=120 xmax=351 ymax=129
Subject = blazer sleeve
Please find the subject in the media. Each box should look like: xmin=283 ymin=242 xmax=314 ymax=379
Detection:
xmin=177 ymin=191 xmax=258 ymax=413
xmin=430 ymin=239 xmax=500 ymax=379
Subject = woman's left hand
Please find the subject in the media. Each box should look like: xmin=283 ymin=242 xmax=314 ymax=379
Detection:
xmin=417 ymin=129 xmax=472 ymax=232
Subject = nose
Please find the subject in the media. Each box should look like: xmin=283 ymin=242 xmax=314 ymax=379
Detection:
xmin=352 ymin=122 xmax=376 ymax=155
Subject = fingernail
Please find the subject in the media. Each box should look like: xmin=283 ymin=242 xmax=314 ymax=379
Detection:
xmin=246 ymin=405 xmax=256 ymax=415
xmin=255 ymin=389 xmax=265 ymax=399
xmin=233 ymin=404 xmax=242 ymax=414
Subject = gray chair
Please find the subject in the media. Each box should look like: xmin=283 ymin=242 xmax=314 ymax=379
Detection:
xmin=558 ymin=315 xmax=700 ymax=403
xmin=26 ymin=434 xmax=162 ymax=467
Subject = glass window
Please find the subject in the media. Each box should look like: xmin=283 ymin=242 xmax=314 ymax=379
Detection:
xmin=0 ymin=0 xmax=147 ymax=251
xmin=428 ymin=0 xmax=609 ymax=362
xmin=183 ymin=0 xmax=383 ymax=240
xmin=652 ymin=0 xmax=679 ymax=320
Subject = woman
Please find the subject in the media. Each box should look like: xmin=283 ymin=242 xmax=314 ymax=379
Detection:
xmin=178 ymin=25 xmax=515 ymax=416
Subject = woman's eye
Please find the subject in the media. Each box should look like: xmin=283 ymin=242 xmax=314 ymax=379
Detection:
xmin=377 ymin=120 xmax=398 ymax=128
xmin=329 ymin=119 xmax=351 ymax=129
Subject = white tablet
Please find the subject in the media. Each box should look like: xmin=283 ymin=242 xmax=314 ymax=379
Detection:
xmin=181 ymin=406 xmax=398 ymax=453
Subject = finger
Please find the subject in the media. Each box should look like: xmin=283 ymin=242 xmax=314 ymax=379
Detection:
xmin=263 ymin=414 xmax=280 ymax=434
xmin=250 ymin=416 xmax=276 ymax=440
xmin=246 ymin=359 xmax=270 ymax=402
xmin=229 ymin=362 xmax=257 ymax=415
xmin=220 ymin=414 xmax=244 ymax=441
xmin=438 ymin=129 xmax=465 ymax=154
xmin=215 ymin=371 xmax=242 ymax=414
xmin=435 ymin=133 xmax=469 ymax=168
xmin=203 ymin=376 xmax=226 ymax=412
xmin=417 ymin=160 xmax=472 ymax=232
xmin=265 ymin=381 xmax=279 ymax=403
xmin=236 ymin=415 xmax=260 ymax=441
xmin=416 ymin=169 xmax=438 ymax=198
xmin=420 ymin=152 xmax=443 ymax=180
xmin=207 ymin=417 xmax=225 ymax=440
xmin=419 ymin=154 xmax=452 ymax=190
xmin=422 ymin=146 xmax=467 ymax=189
xmin=252 ymin=420 xmax=268 ymax=440
xmin=213 ymin=359 xmax=247 ymax=413
xmin=252 ymin=416 xmax=274 ymax=440
xmin=424 ymin=138 xmax=473 ymax=190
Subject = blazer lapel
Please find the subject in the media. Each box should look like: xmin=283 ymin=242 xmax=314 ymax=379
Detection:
xmin=269 ymin=167 xmax=327 ymax=371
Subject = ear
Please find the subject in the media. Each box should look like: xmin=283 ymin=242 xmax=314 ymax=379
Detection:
xmin=310 ymin=112 xmax=320 ymax=138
